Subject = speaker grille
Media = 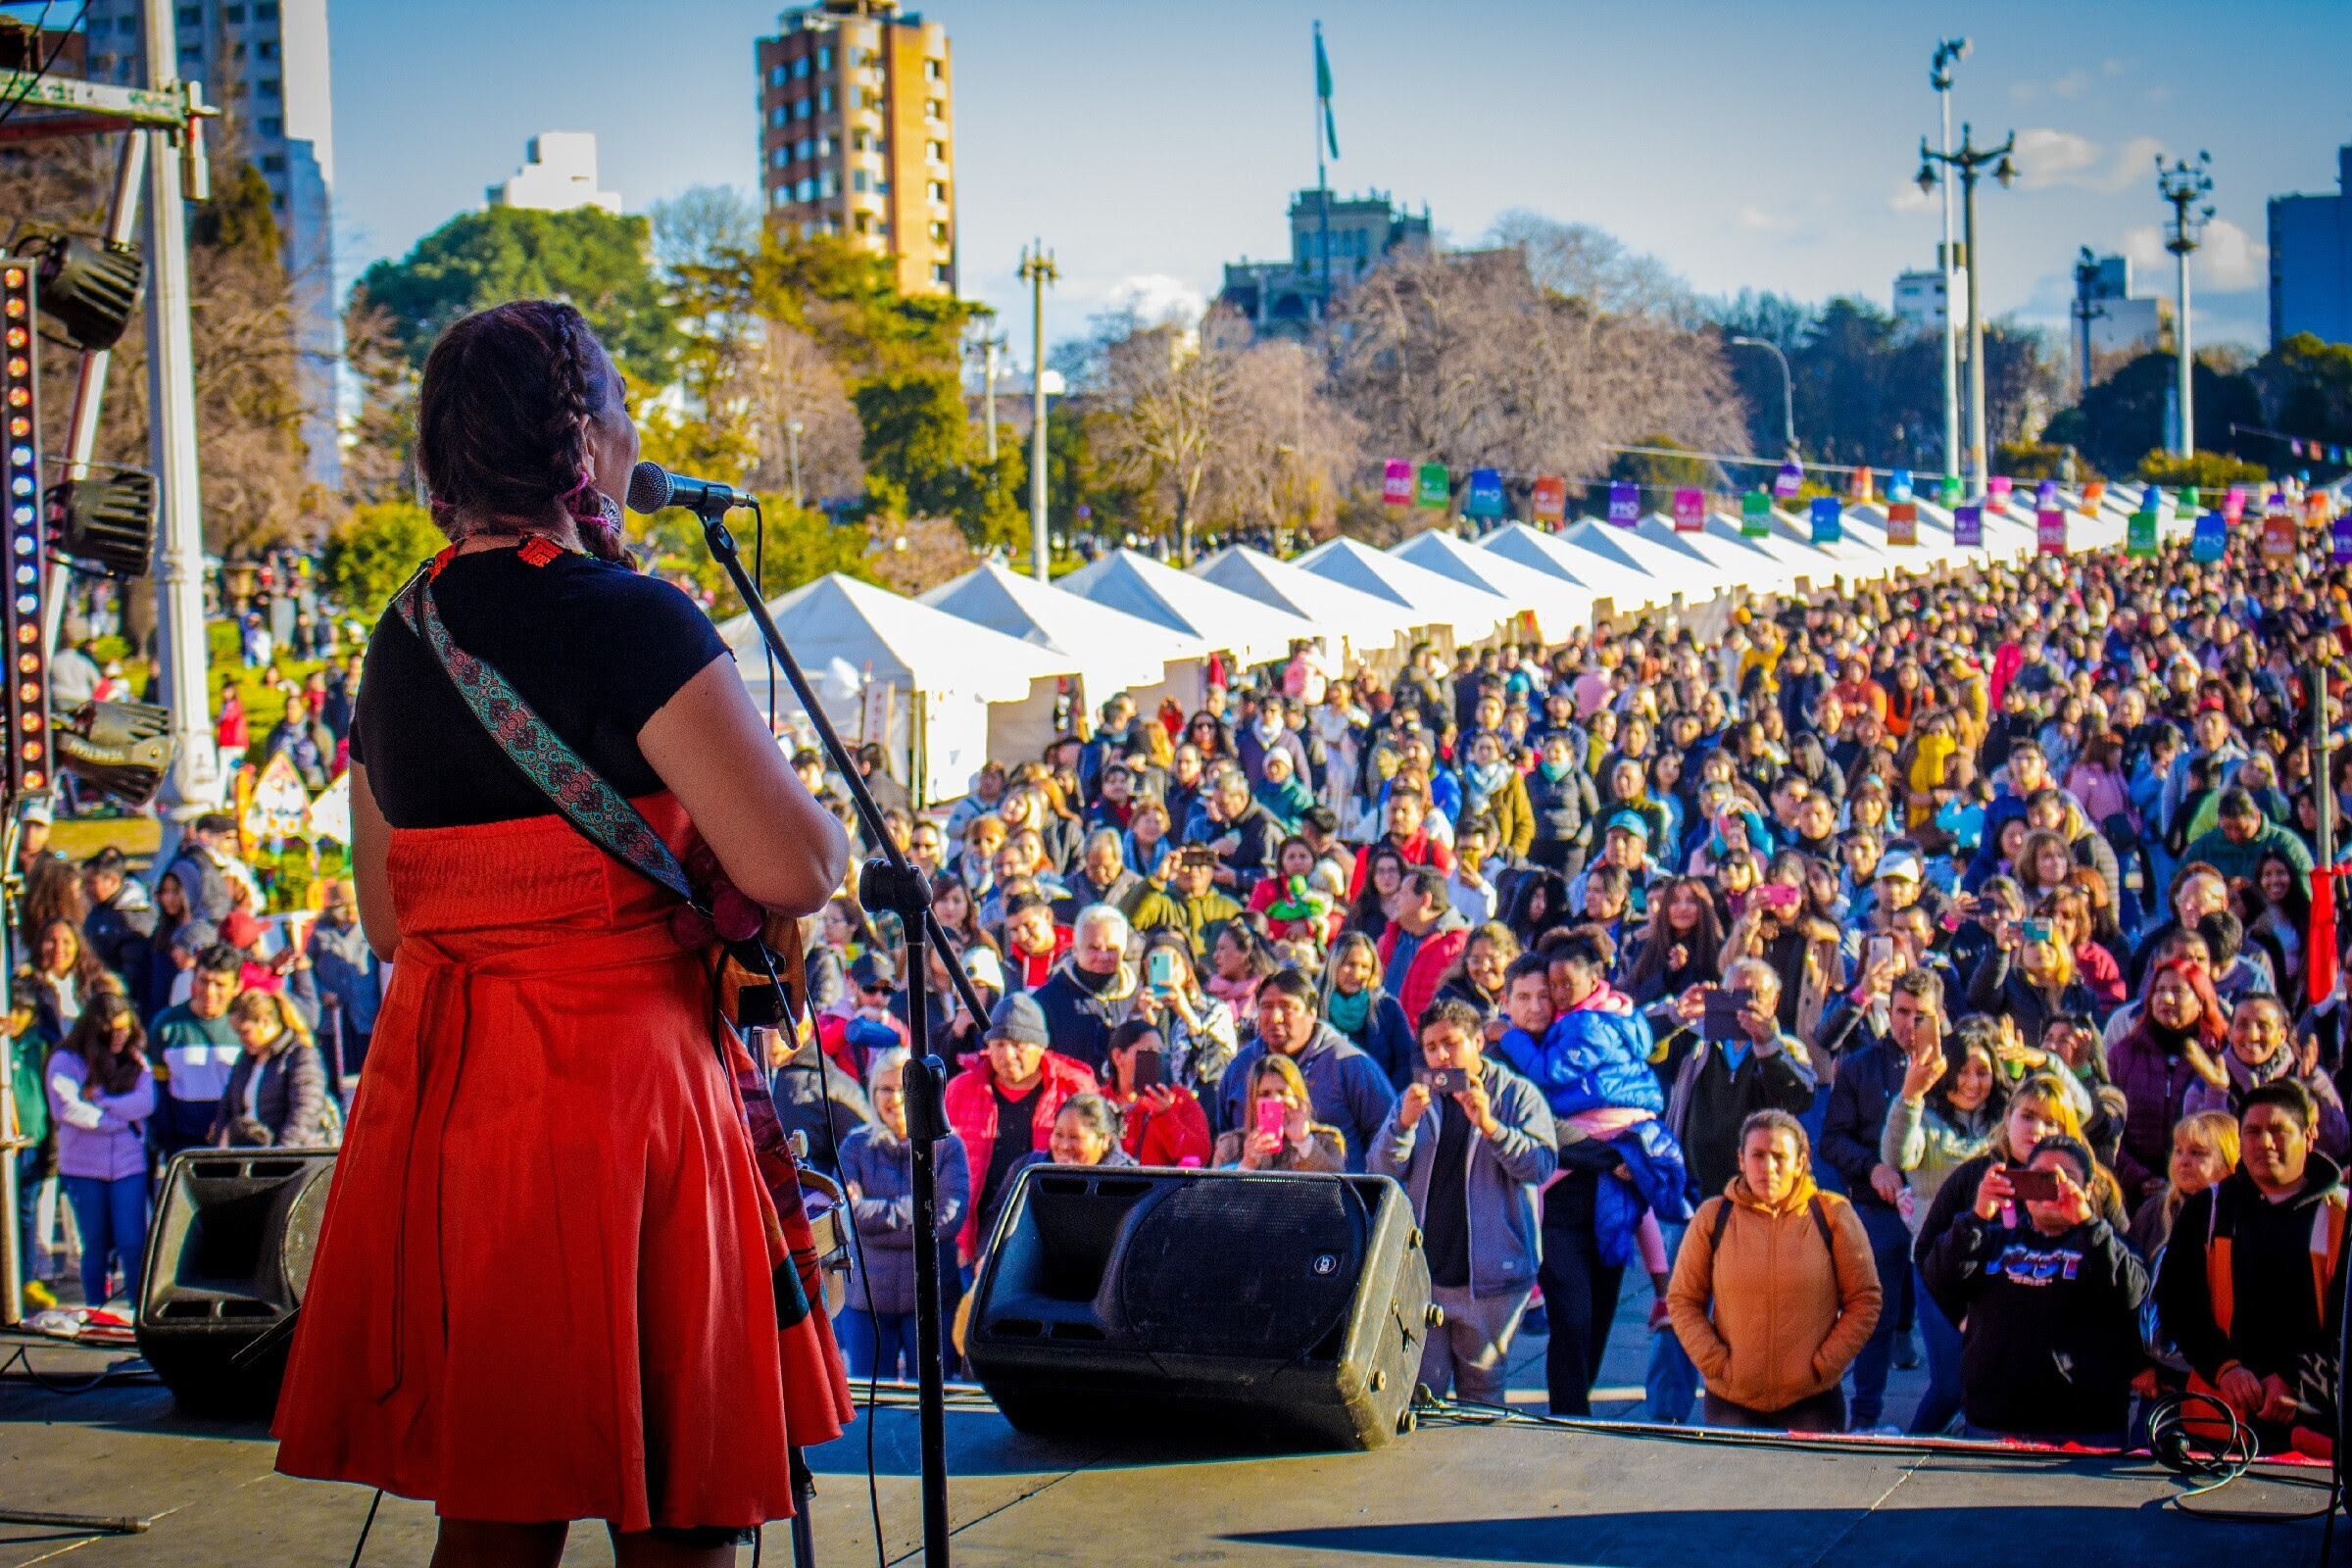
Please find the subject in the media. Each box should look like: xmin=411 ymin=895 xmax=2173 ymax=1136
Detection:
xmin=1117 ymin=1178 xmax=1366 ymax=1360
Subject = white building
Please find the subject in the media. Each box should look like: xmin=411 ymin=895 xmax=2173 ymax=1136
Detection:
xmin=84 ymin=0 xmax=339 ymax=491
xmin=1891 ymin=267 xmax=1965 ymax=338
xmin=488 ymin=132 xmax=621 ymax=216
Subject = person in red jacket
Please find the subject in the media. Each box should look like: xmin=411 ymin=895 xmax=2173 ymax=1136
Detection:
xmin=943 ymin=993 xmax=1097 ymax=1263
xmin=1376 ymin=866 xmax=1470 ymax=1024
xmin=1104 ymin=1019 xmax=1211 ymax=1168
xmin=1348 ymin=789 xmax=1453 ymax=900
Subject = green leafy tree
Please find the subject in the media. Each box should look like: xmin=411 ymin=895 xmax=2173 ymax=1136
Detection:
xmin=2136 ymin=450 xmax=2269 ymax=488
xmin=855 ymin=368 xmax=969 ymax=518
xmin=2040 ymin=351 xmax=2264 ymax=478
xmin=320 ymin=502 xmax=445 ymax=620
xmin=354 ymin=206 xmax=680 ymax=377
xmin=1608 ymin=435 xmax=1714 ymax=491
xmin=2251 ymin=333 xmax=2352 ymax=478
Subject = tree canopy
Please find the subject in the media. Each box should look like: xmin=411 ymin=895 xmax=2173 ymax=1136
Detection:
xmin=355 ymin=206 xmax=680 ymax=376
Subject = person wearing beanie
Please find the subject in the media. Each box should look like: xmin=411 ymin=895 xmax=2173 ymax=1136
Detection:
xmin=942 ymin=992 xmax=1096 ymax=1263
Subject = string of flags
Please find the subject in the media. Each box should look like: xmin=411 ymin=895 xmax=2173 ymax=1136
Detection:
xmin=1377 ymin=452 xmax=2349 ymax=565
xmin=2230 ymin=422 xmax=2350 ymax=465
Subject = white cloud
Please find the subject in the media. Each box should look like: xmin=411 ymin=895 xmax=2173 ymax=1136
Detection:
xmin=1102 ymin=273 xmax=1205 ymax=325
xmin=2119 ymin=218 xmax=2270 ymax=293
xmin=2011 ymin=67 xmax=2095 ymax=104
xmin=1737 ymin=204 xmax=1796 ymax=232
xmin=2012 ymin=128 xmax=2165 ymax=193
xmin=1886 ymin=178 xmax=1936 ymax=215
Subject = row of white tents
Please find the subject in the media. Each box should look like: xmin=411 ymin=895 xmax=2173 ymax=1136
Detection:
xmin=717 ymin=482 xmax=2196 ymax=803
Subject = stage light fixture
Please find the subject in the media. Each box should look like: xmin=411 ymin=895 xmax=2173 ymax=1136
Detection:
xmin=0 ymin=262 xmax=45 ymax=795
xmin=19 ymin=234 xmax=144 ymax=353
xmin=52 ymin=698 xmax=173 ymax=808
xmin=46 ymin=470 xmax=154 ymax=577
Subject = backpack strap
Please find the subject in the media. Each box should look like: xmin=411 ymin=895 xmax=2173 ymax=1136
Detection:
xmin=1708 ymin=1194 xmax=1734 ymax=1254
xmin=394 ymin=568 xmax=700 ymax=909
xmin=1808 ymin=1195 xmax=1837 ymax=1258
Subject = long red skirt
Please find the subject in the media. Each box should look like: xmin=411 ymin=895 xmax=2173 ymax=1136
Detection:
xmin=272 ymin=794 xmax=854 ymax=1532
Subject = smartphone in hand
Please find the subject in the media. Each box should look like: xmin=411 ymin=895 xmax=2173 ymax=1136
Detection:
xmin=1418 ymin=1065 xmax=1471 ymax=1096
xmin=2004 ymin=1166 xmax=2061 ymax=1202
xmin=1254 ymin=1098 xmax=1288 ymax=1143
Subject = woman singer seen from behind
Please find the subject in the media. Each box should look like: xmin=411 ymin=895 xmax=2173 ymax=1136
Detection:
xmin=272 ymin=300 xmax=855 ymax=1568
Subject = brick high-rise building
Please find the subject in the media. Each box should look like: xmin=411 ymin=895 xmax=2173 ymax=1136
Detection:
xmin=757 ymin=1 xmax=956 ymax=298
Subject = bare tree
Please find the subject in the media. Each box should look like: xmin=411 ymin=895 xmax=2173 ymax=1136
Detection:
xmin=1201 ymin=338 xmax=1364 ymax=549
xmin=732 ymin=321 xmax=866 ymax=502
xmin=1333 ymin=250 xmax=1745 ymax=489
xmin=1093 ymin=323 xmax=1232 ymax=564
xmin=1488 ymin=211 xmax=1701 ymax=324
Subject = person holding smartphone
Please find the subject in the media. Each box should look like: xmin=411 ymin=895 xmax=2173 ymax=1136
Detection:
xmin=1103 ymin=1020 xmax=1211 ymax=1168
xmin=1130 ymin=931 xmax=1242 ymax=1094
xmin=1922 ymin=1134 xmax=2147 ymax=1445
xmin=1369 ymin=1000 xmax=1556 ymax=1406
xmin=1212 ymin=1054 xmax=1345 ymax=1172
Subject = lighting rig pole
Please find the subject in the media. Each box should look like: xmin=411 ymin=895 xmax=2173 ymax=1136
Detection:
xmin=2157 ymin=151 xmax=2214 ymax=459
xmin=1918 ymin=123 xmax=2017 ymax=500
xmin=1728 ymin=335 xmax=1795 ymax=458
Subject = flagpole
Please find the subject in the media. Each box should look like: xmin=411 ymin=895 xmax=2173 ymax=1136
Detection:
xmin=1314 ymin=20 xmax=1331 ymax=326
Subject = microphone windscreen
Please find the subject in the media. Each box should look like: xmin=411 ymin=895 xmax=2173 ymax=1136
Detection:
xmin=626 ymin=461 xmax=673 ymax=515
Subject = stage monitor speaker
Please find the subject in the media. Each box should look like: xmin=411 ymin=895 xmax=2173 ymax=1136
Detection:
xmin=963 ymin=1167 xmax=1433 ymax=1451
xmin=135 ymin=1148 xmax=337 ymax=1417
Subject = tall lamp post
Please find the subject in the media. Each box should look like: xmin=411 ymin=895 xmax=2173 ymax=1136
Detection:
xmin=1918 ymin=123 xmax=2017 ymax=500
xmin=1017 ymin=241 xmax=1058 ymax=581
xmin=1728 ymin=336 xmax=1795 ymax=458
xmin=1930 ymin=38 xmax=1970 ymax=488
xmin=2157 ymin=151 xmax=2214 ymax=459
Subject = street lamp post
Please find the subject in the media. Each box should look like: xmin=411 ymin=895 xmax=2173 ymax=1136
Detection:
xmin=1918 ymin=123 xmax=2017 ymax=500
xmin=1728 ymin=336 xmax=1795 ymax=458
xmin=786 ymin=419 xmax=804 ymax=507
xmin=2157 ymin=152 xmax=2214 ymax=459
xmin=1017 ymin=241 xmax=1059 ymax=582
xmin=1931 ymin=38 xmax=1970 ymax=488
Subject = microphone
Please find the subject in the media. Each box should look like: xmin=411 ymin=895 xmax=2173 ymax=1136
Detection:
xmin=626 ymin=461 xmax=747 ymax=516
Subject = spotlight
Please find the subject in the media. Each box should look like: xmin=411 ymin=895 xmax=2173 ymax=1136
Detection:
xmin=52 ymin=699 xmax=173 ymax=808
xmin=23 ymin=235 xmax=144 ymax=353
xmin=45 ymin=471 xmax=154 ymax=577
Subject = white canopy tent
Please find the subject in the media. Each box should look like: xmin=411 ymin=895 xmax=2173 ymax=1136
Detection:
xmin=1694 ymin=513 xmax=1805 ymax=597
xmin=1056 ymin=548 xmax=1324 ymax=671
xmin=1388 ymin=527 xmax=1590 ymax=642
xmin=918 ymin=558 xmax=1211 ymax=719
xmin=1190 ymin=545 xmax=1421 ymax=666
xmin=718 ymin=572 xmax=1076 ymax=806
xmin=1481 ymin=521 xmax=1660 ymax=616
xmin=1294 ymin=535 xmax=1520 ymax=646
xmin=1547 ymin=520 xmax=1699 ymax=612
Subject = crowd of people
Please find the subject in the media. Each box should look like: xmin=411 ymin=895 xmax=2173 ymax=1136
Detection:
xmin=787 ymin=528 xmax=2352 ymax=1451
xmin=4 ymin=809 xmax=377 ymax=1318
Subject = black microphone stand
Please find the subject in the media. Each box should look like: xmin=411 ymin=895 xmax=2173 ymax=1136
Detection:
xmin=694 ymin=498 xmax=971 ymax=1568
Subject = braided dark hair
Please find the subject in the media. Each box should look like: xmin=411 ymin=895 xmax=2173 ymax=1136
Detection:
xmin=416 ymin=300 xmax=630 ymax=563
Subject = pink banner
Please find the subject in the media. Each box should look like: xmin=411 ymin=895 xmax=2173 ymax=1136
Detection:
xmin=2036 ymin=508 xmax=2067 ymax=556
xmin=1382 ymin=459 xmax=1413 ymax=508
xmin=1672 ymin=488 xmax=1704 ymax=531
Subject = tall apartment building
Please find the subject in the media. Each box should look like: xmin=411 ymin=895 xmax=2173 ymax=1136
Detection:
xmin=756 ymin=0 xmax=956 ymax=298
xmin=82 ymin=0 xmax=339 ymax=489
xmin=2270 ymin=144 xmax=2352 ymax=348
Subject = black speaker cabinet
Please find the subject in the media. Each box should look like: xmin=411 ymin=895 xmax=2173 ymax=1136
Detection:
xmin=964 ymin=1166 xmax=1433 ymax=1450
xmin=135 ymin=1148 xmax=337 ymax=1417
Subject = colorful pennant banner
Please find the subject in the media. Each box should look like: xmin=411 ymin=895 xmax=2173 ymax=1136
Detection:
xmin=2192 ymin=512 xmax=2228 ymax=563
xmin=1531 ymin=474 xmax=1567 ymax=523
xmin=1607 ymin=481 xmax=1640 ymax=525
xmin=1953 ymin=505 xmax=1983 ymax=547
xmin=1465 ymin=467 xmax=1505 ymax=518
xmin=1810 ymin=495 xmax=1842 ymax=543
xmin=1886 ymin=500 xmax=1917 ymax=546
xmin=2036 ymin=508 xmax=2067 ymax=556
xmin=1672 ymin=488 xmax=1704 ymax=531
xmin=1416 ymin=463 xmax=1448 ymax=508
xmin=1382 ymin=459 xmax=1414 ymax=507
xmin=1741 ymin=489 xmax=1770 ymax=537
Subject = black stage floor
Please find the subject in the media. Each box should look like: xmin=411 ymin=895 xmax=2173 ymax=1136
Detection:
xmin=0 ymin=1348 xmax=2328 ymax=1566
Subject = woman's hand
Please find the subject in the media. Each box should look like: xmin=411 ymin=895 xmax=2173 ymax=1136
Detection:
xmin=2183 ymin=1036 xmax=2230 ymax=1089
xmin=1899 ymin=1042 xmax=1944 ymax=1104
xmin=1241 ymin=1130 xmax=1282 ymax=1169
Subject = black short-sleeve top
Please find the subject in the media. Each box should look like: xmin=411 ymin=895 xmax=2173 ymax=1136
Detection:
xmin=353 ymin=549 xmax=730 ymax=829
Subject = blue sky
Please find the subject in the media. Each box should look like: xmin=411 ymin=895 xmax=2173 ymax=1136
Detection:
xmin=324 ymin=0 xmax=2350 ymax=356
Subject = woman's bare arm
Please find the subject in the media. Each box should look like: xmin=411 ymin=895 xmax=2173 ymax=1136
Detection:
xmin=349 ymin=763 xmax=400 ymax=962
xmin=638 ymin=656 xmax=851 ymax=916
